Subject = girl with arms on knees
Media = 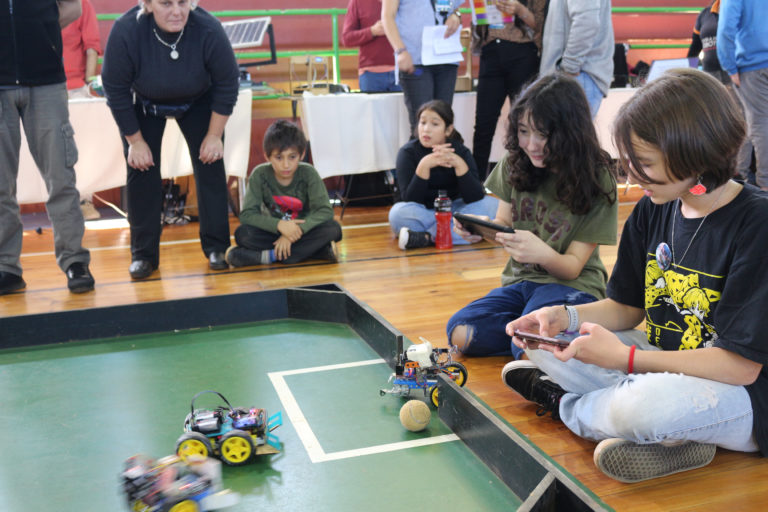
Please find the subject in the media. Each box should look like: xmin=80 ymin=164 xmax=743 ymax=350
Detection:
xmin=504 ymin=69 xmax=768 ymax=483
xmin=390 ymin=100 xmax=498 ymax=249
xmin=447 ymin=73 xmax=617 ymax=357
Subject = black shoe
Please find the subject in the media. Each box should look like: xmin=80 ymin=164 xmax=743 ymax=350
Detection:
xmin=129 ymin=260 xmax=155 ymax=280
xmin=501 ymin=360 xmax=565 ymax=420
xmin=209 ymin=251 xmax=228 ymax=270
xmin=313 ymin=241 xmax=338 ymax=263
xmin=66 ymin=262 xmax=95 ymax=293
xmin=0 ymin=271 xmax=26 ymax=295
xmin=225 ymin=246 xmax=269 ymax=267
xmin=398 ymin=227 xmax=433 ymax=250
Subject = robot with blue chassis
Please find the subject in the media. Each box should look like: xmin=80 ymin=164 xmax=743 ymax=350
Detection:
xmin=380 ymin=339 xmax=468 ymax=407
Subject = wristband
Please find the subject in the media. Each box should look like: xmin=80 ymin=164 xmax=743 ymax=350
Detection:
xmin=628 ymin=345 xmax=637 ymax=374
xmin=394 ymin=47 xmax=408 ymax=56
xmin=563 ymin=305 xmax=579 ymax=334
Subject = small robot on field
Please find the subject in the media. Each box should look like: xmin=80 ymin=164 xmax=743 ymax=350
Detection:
xmin=121 ymin=453 xmax=239 ymax=512
xmin=175 ymin=390 xmax=282 ymax=466
xmin=380 ymin=339 xmax=468 ymax=407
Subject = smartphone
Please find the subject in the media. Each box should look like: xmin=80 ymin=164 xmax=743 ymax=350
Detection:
xmin=453 ymin=213 xmax=515 ymax=243
xmin=513 ymin=330 xmax=571 ymax=348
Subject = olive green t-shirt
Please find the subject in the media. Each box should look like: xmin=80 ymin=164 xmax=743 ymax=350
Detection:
xmin=484 ymin=156 xmax=618 ymax=299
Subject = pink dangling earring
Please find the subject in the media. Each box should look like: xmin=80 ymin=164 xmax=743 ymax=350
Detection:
xmin=689 ymin=176 xmax=707 ymax=196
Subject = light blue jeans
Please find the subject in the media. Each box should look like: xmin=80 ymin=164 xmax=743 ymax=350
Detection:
xmin=525 ymin=330 xmax=759 ymax=452
xmin=388 ymin=195 xmax=499 ymax=246
xmin=574 ymin=72 xmax=604 ymax=119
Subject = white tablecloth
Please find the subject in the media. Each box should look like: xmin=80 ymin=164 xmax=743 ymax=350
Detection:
xmin=18 ymin=88 xmax=252 ymax=204
xmin=300 ymin=88 xmax=636 ymax=179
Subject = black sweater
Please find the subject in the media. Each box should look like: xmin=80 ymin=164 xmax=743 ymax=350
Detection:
xmin=396 ymin=138 xmax=486 ymax=208
xmin=102 ymin=6 xmax=239 ymax=136
xmin=0 ymin=0 xmax=65 ymax=86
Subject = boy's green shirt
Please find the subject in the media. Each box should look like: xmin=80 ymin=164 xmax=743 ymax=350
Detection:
xmin=239 ymin=162 xmax=333 ymax=233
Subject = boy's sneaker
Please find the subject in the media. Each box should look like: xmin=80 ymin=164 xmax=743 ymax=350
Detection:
xmin=66 ymin=262 xmax=95 ymax=293
xmin=593 ymin=438 xmax=716 ymax=483
xmin=501 ymin=360 xmax=565 ymax=420
xmin=225 ymin=246 xmax=270 ymax=267
xmin=314 ymin=241 xmax=338 ymax=263
xmin=398 ymin=227 xmax=433 ymax=250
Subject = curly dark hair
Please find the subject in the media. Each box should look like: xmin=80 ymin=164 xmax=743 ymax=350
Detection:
xmin=263 ymin=119 xmax=307 ymax=158
xmin=503 ymin=73 xmax=616 ymax=215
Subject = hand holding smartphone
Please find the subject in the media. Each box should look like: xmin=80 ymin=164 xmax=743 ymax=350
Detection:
xmin=513 ymin=330 xmax=571 ymax=348
xmin=453 ymin=213 xmax=514 ymax=243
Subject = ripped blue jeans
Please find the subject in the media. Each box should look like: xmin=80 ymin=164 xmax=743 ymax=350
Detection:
xmin=526 ymin=330 xmax=759 ymax=452
xmin=446 ymin=281 xmax=597 ymax=358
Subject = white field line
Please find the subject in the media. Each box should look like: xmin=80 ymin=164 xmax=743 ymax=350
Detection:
xmin=268 ymin=358 xmax=458 ymax=463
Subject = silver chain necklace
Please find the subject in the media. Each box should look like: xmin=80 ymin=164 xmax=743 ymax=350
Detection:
xmin=153 ymin=27 xmax=185 ymax=60
xmin=671 ymin=184 xmax=727 ymax=267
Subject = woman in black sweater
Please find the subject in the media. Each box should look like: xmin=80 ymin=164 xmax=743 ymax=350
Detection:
xmin=102 ymin=0 xmax=239 ymax=279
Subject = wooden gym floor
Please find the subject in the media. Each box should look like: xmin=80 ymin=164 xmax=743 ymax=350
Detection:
xmin=3 ymin=193 xmax=768 ymax=511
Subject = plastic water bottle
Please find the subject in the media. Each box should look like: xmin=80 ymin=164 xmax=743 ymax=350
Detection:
xmin=434 ymin=190 xmax=452 ymax=250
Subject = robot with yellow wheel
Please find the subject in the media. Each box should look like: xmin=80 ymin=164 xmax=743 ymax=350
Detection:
xmin=176 ymin=390 xmax=282 ymax=466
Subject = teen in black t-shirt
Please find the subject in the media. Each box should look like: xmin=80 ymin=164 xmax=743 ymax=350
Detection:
xmin=503 ymin=69 xmax=768 ymax=483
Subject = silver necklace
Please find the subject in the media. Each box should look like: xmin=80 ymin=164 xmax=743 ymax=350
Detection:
xmin=153 ymin=27 xmax=184 ymax=60
xmin=671 ymin=184 xmax=727 ymax=268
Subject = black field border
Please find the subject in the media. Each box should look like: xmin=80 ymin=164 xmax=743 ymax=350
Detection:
xmin=0 ymin=284 xmax=610 ymax=511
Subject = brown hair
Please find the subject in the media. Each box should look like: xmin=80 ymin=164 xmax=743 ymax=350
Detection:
xmin=613 ymin=68 xmax=745 ymax=189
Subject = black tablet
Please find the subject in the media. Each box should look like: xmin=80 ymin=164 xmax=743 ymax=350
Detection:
xmin=453 ymin=213 xmax=514 ymax=242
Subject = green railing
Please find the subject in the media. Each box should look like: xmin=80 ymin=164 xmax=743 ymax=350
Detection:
xmin=97 ymin=6 xmax=699 ymax=91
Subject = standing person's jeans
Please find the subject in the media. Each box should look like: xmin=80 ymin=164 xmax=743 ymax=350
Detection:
xmin=388 ymin=196 xmax=499 ymax=246
xmin=574 ymin=72 xmax=604 ymax=119
xmin=526 ymin=329 xmax=759 ymax=453
xmin=399 ymin=64 xmax=458 ymax=133
xmin=473 ymin=40 xmax=539 ymax=178
xmin=735 ymin=67 xmax=768 ymax=188
xmin=0 ymin=83 xmax=90 ymax=276
xmin=359 ymin=70 xmax=402 ymax=93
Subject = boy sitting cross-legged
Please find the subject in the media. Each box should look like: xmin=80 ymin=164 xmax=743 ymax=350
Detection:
xmin=226 ymin=120 xmax=342 ymax=267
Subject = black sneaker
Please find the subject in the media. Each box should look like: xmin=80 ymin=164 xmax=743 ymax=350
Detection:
xmin=66 ymin=262 xmax=95 ymax=293
xmin=0 ymin=271 xmax=26 ymax=295
xmin=313 ymin=241 xmax=338 ymax=263
xmin=398 ymin=227 xmax=433 ymax=250
xmin=501 ymin=360 xmax=565 ymax=420
xmin=225 ymin=246 xmax=269 ymax=267
xmin=594 ymin=438 xmax=716 ymax=483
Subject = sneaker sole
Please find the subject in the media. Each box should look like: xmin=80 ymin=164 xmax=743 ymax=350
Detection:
xmin=398 ymin=227 xmax=409 ymax=250
xmin=594 ymin=439 xmax=716 ymax=483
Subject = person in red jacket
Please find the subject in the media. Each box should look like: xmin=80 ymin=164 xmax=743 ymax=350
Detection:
xmin=62 ymin=0 xmax=101 ymax=99
xmin=342 ymin=0 xmax=401 ymax=92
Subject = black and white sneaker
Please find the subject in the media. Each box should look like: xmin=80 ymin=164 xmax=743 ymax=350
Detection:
xmin=594 ymin=438 xmax=717 ymax=483
xmin=501 ymin=360 xmax=565 ymax=420
xmin=398 ymin=227 xmax=433 ymax=250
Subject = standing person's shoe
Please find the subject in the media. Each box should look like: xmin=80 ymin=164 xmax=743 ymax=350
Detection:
xmin=225 ymin=246 xmax=271 ymax=267
xmin=66 ymin=262 xmax=95 ymax=293
xmin=0 ymin=271 xmax=26 ymax=295
xmin=398 ymin=227 xmax=433 ymax=250
xmin=208 ymin=251 xmax=228 ymax=270
xmin=501 ymin=360 xmax=566 ymax=420
xmin=593 ymin=438 xmax=717 ymax=483
xmin=129 ymin=260 xmax=155 ymax=280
